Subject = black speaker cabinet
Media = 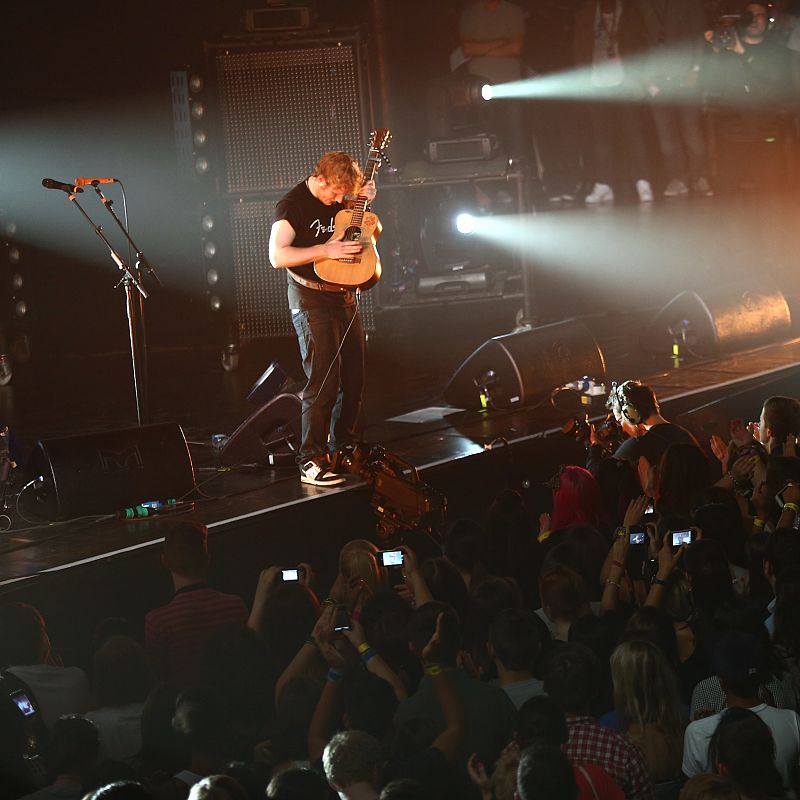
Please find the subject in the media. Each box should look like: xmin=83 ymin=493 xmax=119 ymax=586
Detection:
xmin=445 ymin=319 xmax=606 ymax=410
xmin=646 ymin=281 xmax=791 ymax=355
xmin=26 ymin=423 xmax=195 ymax=520
xmin=219 ymin=393 xmax=302 ymax=467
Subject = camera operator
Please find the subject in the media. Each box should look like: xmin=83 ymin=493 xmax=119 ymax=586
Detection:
xmin=703 ymin=2 xmax=792 ymax=193
xmin=587 ymin=380 xmax=699 ymax=493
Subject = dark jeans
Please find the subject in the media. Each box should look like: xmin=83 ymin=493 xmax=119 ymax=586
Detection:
xmin=589 ymin=100 xmax=650 ymax=184
xmin=648 ymin=93 xmax=709 ymax=181
xmin=291 ymin=298 xmax=365 ymax=463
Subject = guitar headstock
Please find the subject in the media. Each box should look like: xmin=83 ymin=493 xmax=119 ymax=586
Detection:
xmin=367 ymin=128 xmax=392 ymax=165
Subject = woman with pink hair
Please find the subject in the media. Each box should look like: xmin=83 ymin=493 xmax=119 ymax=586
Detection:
xmin=540 ymin=465 xmax=607 ymax=541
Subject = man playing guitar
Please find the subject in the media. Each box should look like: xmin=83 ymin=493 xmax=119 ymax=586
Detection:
xmin=268 ymin=152 xmax=376 ymax=486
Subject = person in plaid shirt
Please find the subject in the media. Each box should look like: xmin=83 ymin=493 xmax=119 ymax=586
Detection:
xmin=543 ymin=643 xmax=656 ymax=800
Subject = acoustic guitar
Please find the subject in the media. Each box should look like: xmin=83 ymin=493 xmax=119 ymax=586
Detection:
xmin=313 ymin=128 xmax=391 ymax=291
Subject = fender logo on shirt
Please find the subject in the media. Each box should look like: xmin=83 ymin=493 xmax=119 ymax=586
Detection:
xmin=310 ymin=219 xmax=335 ymax=238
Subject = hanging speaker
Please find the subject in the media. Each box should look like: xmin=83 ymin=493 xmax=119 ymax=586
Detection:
xmin=25 ymin=423 xmax=195 ymax=520
xmin=646 ymin=281 xmax=791 ymax=355
xmin=219 ymin=393 xmax=302 ymax=467
xmin=444 ymin=319 xmax=606 ymax=410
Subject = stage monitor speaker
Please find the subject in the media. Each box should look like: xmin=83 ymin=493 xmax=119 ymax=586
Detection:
xmin=646 ymin=281 xmax=791 ymax=355
xmin=26 ymin=423 xmax=195 ymax=520
xmin=444 ymin=319 xmax=606 ymax=410
xmin=219 ymin=393 xmax=302 ymax=467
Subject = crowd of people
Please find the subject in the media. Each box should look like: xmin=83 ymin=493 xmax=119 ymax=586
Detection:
xmin=1 ymin=382 xmax=800 ymax=800
xmin=456 ymin=0 xmax=800 ymax=204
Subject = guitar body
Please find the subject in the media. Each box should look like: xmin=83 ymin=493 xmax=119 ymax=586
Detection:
xmin=314 ymin=207 xmax=383 ymax=290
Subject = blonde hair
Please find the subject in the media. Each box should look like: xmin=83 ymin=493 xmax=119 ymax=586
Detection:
xmin=679 ymin=774 xmax=741 ymax=800
xmin=611 ymin=639 xmax=684 ymax=738
xmin=339 ymin=539 xmax=386 ymax=595
xmin=312 ymin=151 xmax=363 ymax=192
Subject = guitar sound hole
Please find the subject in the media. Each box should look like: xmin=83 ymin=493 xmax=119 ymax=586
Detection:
xmin=345 ymin=226 xmax=361 ymax=242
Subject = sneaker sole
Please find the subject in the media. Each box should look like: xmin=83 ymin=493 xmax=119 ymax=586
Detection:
xmin=300 ymin=474 xmax=345 ymax=487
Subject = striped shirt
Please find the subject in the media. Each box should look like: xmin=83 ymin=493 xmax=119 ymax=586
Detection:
xmin=145 ymin=584 xmax=248 ymax=687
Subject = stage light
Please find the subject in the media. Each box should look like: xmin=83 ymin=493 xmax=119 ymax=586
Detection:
xmin=482 ymin=84 xmax=493 ymax=101
xmin=191 ymin=101 xmax=205 ymax=121
xmin=5 ymin=222 xmax=17 ymax=237
xmin=456 ymin=213 xmax=476 ymax=235
xmin=188 ymin=74 xmax=204 ymax=94
xmin=206 ymin=268 xmax=219 ymax=286
xmin=15 ymin=300 xmax=27 ymax=318
xmin=209 ymin=295 xmax=222 ymax=311
xmin=11 ymin=274 xmax=23 ymax=290
xmin=195 ymin=156 xmax=210 ymax=175
xmin=193 ymin=129 xmax=208 ymax=148
xmin=201 ymin=214 xmax=215 ymax=232
xmin=8 ymin=247 xmax=20 ymax=263
xmin=203 ymin=241 xmax=217 ymax=259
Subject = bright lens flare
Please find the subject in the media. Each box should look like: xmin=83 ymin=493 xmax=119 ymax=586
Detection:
xmin=481 ymin=84 xmax=493 ymax=101
xmin=455 ymin=213 xmax=476 ymax=235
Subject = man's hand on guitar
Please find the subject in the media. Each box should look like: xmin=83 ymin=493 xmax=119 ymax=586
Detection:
xmin=323 ymin=232 xmax=362 ymax=261
xmin=362 ymin=179 xmax=377 ymax=202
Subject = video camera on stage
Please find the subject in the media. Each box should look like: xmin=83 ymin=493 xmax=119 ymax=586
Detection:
xmin=333 ymin=444 xmax=447 ymax=539
xmin=563 ymin=412 xmax=622 ymax=454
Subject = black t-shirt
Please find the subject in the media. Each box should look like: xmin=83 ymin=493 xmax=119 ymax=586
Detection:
xmin=274 ymin=179 xmax=348 ymax=302
xmin=614 ymin=422 xmax=698 ymax=467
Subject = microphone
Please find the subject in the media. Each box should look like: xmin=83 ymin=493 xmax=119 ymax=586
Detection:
xmin=74 ymin=176 xmax=118 ymax=187
xmin=42 ymin=178 xmax=82 ymax=194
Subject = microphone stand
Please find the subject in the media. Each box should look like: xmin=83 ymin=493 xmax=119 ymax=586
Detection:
xmin=64 ymin=190 xmax=149 ymax=426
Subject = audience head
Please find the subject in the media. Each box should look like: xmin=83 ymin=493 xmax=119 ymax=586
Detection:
xmin=710 ymin=707 xmax=782 ymax=799
xmin=516 ymin=743 xmax=578 ymax=800
xmin=359 ymin=591 xmax=416 ymax=676
xmin=692 ymin=502 xmax=746 ymax=566
xmin=548 ymin=466 xmax=603 ymax=532
xmin=514 ymin=695 xmax=569 ymax=749
xmin=83 ymin=783 xmax=153 ymax=800
xmin=468 ymin=575 xmax=523 ymax=652
xmin=47 ymin=715 xmax=99 ymax=780
xmin=339 ymin=539 xmax=386 ymax=599
xmin=379 ymin=779 xmax=433 ymax=800
xmin=623 ymin=606 xmax=680 ymax=670
xmin=489 ymin=609 xmax=543 ymax=674
xmin=419 ymin=557 xmax=469 ymax=616
xmin=610 ymin=639 xmax=684 ymax=738
xmin=678 ymin=774 xmax=741 ymax=800
xmin=608 ymin=380 xmax=659 ymax=435
xmin=542 ymin=643 xmax=600 ymax=715
xmin=408 ymin=601 xmax=460 ymax=667
xmin=322 ymin=730 xmax=384 ymax=794
xmin=684 ymin=539 xmax=736 ymax=619
xmin=444 ymin=518 xmax=484 ymax=576
xmin=712 ymin=631 xmax=768 ymax=699
xmin=763 ymin=527 xmax=800 ymax=585
xmin=162 ymin=522 xmax=209 ymax=579
xmin=92 ymin=635 xmax=153 ymax=708
xmin=760 ymin=395 xmax=800 ymax=445
xmin=266 ymin=767 xmax=329 ymax=800
xmin=765 ymin=456 xmax=800 ymax=523
xmin=774 ymin=564 xmax=800 ymax=656
xmin=171 ymin=686 xmax=231 ymax=760
xmin=188 ymin=775 xmax=249 ymax=800
xmin=539 ymin=566 xmax=589 ymax=628
xmin=0 ymin=602 xmax=50 ymax=667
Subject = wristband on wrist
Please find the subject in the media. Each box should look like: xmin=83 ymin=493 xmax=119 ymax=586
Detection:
xmin=783 ymin=502 xmax=799 ymax=514
xmin=652 ymin=577 xmax=668 ymax=586
xmin=305 ymin=636 xmax=317 ymax=648
xmin=538 ymin=530 xmax=551 ymax=543
xmin=357 ymin=641 xmax=371 ymax=655
xmin=360 ymin=648 xmax=378 ymax=665
xmin=605 ymin=578 xmax=620 ymax=588
xmin=753 ymin=517 xmax=765 ymax=528
xmin=327 ymin=668 xmax=344 ymax=682
xmin=612 ymin=560 xmax=624 ymax=569
xmin=614 ymin=526 xmax=627 ymax=538
xmin=425 ymin=664 xmax=443 ymax=676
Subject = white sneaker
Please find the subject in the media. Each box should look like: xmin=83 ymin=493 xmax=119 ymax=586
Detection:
xmin=300 ymin=458 xmax=345 ymax=487
xmin=585 ymin=183 xmax=614 ymax=204
xmin=636 ymin=179 xmax=653 ymax=203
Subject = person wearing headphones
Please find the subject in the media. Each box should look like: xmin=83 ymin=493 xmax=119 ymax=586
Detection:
xmin=602 ymin=380 xmax=699 ymax=492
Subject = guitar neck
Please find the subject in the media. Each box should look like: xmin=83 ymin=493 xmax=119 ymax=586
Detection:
xmin=349 ymin=148 xmax=380 ymax=227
